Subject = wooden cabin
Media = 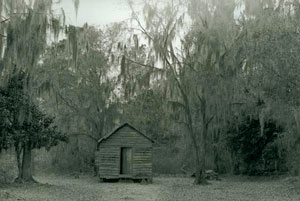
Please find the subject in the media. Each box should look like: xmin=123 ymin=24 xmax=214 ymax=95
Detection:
xmin=95 ymin=123 xmax=154 ymax=182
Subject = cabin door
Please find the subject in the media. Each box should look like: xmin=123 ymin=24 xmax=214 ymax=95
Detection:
xmin=120 ymin=147 xmax=132 ymax=175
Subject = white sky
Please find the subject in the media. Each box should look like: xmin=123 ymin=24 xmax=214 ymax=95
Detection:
xmin=55 ymin=0 xmax=143 ymax=27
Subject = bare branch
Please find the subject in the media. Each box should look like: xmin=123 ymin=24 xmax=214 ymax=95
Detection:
xmin=134 ymin=17 xmax=154 ymax=40
xmin=168 ymin=100 xmax=186 ymax=109
xmin=125 ymin=56 xmax=164 ymax=71
xmin=0 ymin=18 xmax=9 ymax=23
xmin=56 ymin=92 xmax=80 ymax=113
xmin=206 ymin=115 xmax=214 ymax=126
xmin=129 ymin=6 xmax=154 ymax=40
xmin=196 ymin=93 xmax=203 ymax=103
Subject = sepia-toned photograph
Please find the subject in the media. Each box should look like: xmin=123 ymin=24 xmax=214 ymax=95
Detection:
xmin=0 ymin=0 xmax=300 ymax=200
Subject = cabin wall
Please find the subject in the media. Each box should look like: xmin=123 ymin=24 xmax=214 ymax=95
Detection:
xmin=96 ymin=126 xmax=153 ymax=179
xmin=132 ymin=147 xmax=152 ymax=178
xmin=96 ymin=147 xmax=120 ymax=178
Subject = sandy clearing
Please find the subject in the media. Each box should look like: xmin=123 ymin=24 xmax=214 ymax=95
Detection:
xmin=0 ymin=175 xmax=299 ymax=201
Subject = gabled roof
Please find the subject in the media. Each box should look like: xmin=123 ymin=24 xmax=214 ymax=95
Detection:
xmin=97 ymin=123 xmax=154 ymax=144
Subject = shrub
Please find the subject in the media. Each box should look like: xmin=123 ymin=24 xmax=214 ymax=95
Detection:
xmin=227 ymin=116 xmax=283 ymax=175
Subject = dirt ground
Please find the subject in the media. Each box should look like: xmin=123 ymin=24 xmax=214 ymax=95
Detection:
xmin=0 ymin=174 xmax=299 ymax=201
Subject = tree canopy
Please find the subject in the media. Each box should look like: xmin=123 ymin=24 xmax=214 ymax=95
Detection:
xmin=1 ymin=0 xmax=300 ymax=184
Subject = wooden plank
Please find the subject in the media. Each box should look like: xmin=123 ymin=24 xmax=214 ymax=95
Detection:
xmin=97 ymin=125 xmax=153 ymax=180
xmin=100 ymin=128 xmax=152 ymax=148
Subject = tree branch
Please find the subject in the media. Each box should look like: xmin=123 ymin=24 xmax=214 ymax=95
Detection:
xmin=125 ymin=56 xmax=164 ymax=71
xmin=206 ymin=115 xmax=214 ymax=126
xmin=168 ymin=100 xmax=186 ymax=109
xmin=0 ymin=18 xmax=9 ymax=23
xmin=69 ymin=133 xmax=98 ymax=142
xmin=196 ymin=93 xmax=203 ymax=103
xmin=176 ymin=121 xmax=189 ymax=126
xmin=134 ymin=18 xmax=153 ymax=40
xmin=130 ymin=8 xmax=153 ymax=40
xmin=56 ymin=91 xmax=80 ymax=113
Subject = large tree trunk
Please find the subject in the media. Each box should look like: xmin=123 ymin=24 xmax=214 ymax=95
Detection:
xmin=193 ymin=141 xmax=206 ymax=184
xmin=192 ymin=126 xmax=208 ymax=184
xmin=15 ymin=144 xmax=23 ymax=180
xmin=194 ymin=93 xmax=209 ymax=185
xmin=197 ymin=127 xmax=208 ymax=184
xmin=20 ymin=144 xmax=34 ymax=182
xmin=184 ymin=95 xmax=207 ymax=184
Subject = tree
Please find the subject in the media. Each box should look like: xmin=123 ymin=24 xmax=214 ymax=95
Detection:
xmin=37 ymin=24 xmax=120 ymax=173
xmin=233 ymin=0 xmax=300 ymax=175
xmin=121 ymin=88 xmax=170 ymax=142
xmin=0 ymin=71 xmax=67 ymax=182
xmin=128 ymin=0 xmax=239 ymax=184
xmin=0 ymin=0 xmax=82 ymax=181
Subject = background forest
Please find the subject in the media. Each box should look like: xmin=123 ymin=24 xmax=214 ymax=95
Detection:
xmin=1 ymin=0 xmax=300 ymax=185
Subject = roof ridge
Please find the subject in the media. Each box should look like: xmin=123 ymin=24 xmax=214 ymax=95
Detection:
xmin=97 ymin=123 xmax=154 ymax=143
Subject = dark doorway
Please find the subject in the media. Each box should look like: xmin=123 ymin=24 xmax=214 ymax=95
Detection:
xmin=120 ymin=147 xmax=132 ymax=175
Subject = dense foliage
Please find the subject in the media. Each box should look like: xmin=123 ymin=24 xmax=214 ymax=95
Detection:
xmin=1 ymin=0 xmax=300 ymax=184
xmin=227 ymin=115 xmax=284 ymax=175
xmin=29 ymin=0 xmax=300 ymax=180
xmin=0 ymin=71 xmax=67 ymax=181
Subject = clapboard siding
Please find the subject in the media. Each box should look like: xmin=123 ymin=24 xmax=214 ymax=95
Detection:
xmin=132 ymin=147 xmax=152 ymax=177
xmin=96 ymin=147 xmax=120 ymax=177
xmin=100 ymin=131 xmax=151 ymax=147
xmin=96 ymin=123 xmax=153 ymax=180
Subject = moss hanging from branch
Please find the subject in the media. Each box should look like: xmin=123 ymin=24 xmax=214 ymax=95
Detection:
xmin=0 ymin=0 xmax=65 ymax=90
xmin=51 ymin=18 xmax=60 ymax=41
xmin=67 ymin=25 xmax=78 ymax=69
xmin=73 ymin=0 xmax=80 ymax=17
xmin=120 ymin=55 xmax=126 ymax=79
